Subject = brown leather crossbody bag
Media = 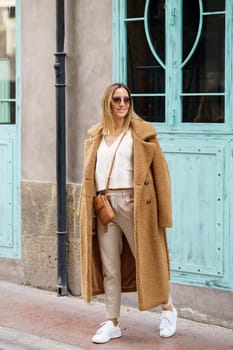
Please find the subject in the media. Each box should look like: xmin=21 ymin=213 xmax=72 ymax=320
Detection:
xmin=93 ymin=133 xmax=125 ymax=232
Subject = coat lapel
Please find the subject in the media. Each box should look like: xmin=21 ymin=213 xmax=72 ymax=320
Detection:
xmin=83 ymin=135 xmax=102 ymax=196
xmin=133 ymin=133 xmax=156 ymax=186
xmin=131 ymin=119 xmax=156 ymax=186
xmin=84 ymin=135 xmax=102 ymax=178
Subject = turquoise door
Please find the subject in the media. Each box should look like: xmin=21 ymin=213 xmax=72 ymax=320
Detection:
xmin=113 ymin=0 xmax=233 ymax=290
xmin=0 ymin=1 xmax=20 ymax=258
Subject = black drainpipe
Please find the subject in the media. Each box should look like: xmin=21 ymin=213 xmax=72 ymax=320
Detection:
xmin=54 ymin=0 xmax=67 ymax=296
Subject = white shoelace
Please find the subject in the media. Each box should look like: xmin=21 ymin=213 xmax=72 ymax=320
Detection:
xmin=160 ymin=315 xmax=173 ymax=329
xmin=96 ymin=321 xmax=110 ymax=334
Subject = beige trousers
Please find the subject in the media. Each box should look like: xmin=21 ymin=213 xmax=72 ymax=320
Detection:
xmin=97 ymin=189 xmax=172 ymax=318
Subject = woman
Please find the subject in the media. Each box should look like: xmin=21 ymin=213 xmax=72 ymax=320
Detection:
xmin=78 ymin=83 xmax=177 ymax=344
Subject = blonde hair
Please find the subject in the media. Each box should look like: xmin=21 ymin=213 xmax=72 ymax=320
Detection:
xmin=100 ymin=83 xmax=139 ymax=135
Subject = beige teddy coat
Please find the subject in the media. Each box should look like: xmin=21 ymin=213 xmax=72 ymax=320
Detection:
xmin=78 ymin=117 xmax=173 ymax=311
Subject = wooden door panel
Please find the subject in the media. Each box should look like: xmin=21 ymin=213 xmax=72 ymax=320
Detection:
xmin=0 ymin=133 xmax=19 ymax=258
xmin=163 ymin=142 xmax=224 ymax=279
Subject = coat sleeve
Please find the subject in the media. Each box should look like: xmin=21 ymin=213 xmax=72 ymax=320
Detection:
xmin=150 ymin=137 xmax=173 ymax=228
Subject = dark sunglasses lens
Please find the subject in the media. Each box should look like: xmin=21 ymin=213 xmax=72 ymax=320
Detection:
xmin=112 ymin=97 xmax=121 ymax=103
xmin=112 ymin=97 xmax=131 ymax=104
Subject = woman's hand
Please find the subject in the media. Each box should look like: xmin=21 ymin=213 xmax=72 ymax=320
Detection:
xmin=124 ymin=197 xmax=134 ymax=204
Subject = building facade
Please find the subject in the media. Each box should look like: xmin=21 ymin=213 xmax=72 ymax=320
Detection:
xmin=0 ymin=0 xmax=232 ymax=327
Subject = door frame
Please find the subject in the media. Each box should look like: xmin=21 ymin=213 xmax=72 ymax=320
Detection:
xmin=112 ymin=0 xmax=233 ymax=291
xmin=0 ymin=0 xmax=21 ymax=258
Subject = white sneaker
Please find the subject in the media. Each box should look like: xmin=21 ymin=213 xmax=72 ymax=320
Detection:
xmin=159 ymin=306 xmax=177 ymax=338
xmin=92 ymin=320 xmax=121 ymax=344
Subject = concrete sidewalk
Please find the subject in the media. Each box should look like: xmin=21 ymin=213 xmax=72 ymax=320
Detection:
xmin=0 ymin=281 xmax=232 ymax=350
xmin=0 ymin=326 xmax=85 ymax=350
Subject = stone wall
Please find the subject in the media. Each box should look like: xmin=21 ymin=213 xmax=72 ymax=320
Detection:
xmin=0 ymin=181 xmax=81 ymax=295
xmin=21 ymin=181 xmax=81 ymax=294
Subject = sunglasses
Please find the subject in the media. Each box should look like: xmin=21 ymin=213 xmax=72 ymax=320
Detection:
xmin=112 ymin=96 xmax=131 ymax=104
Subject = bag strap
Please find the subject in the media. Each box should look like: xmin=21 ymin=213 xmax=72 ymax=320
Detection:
xmin=105 ymin=132 xmax=125 ymax=195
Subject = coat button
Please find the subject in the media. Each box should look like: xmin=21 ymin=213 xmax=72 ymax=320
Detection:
xmin=146 ymin=199 xmax=151 ymax=204
xmin=144 ymin=179 xmax=149 ymax=185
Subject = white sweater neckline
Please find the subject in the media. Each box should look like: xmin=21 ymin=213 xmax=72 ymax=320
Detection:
xmin=103 ymin=131 xmax=124 ymax=149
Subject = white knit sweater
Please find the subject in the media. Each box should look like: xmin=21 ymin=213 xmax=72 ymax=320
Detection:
xmin=95 ymin=130 xmax=133 ymax=192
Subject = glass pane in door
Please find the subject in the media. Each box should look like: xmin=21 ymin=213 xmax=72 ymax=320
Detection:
xmin=127 ymin=0 xmax=165 ymax=122
xmin=182 ymin=1 xmax=225 ymax=123
xmin=0 ymin=2 xmax=16 ymax=124
xmin=203 ymin=0 xmax=225 ymax=12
